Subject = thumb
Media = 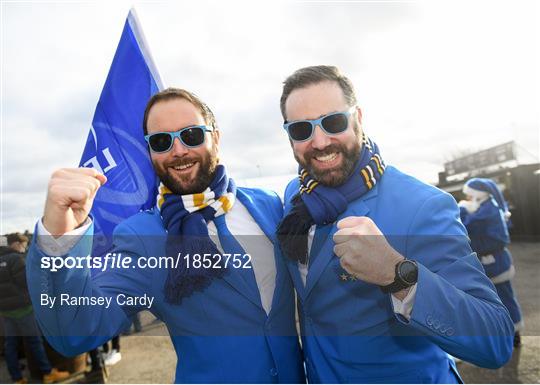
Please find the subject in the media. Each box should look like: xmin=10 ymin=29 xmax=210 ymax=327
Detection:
xmin=95 ymin=174 xmax=107 ymax=186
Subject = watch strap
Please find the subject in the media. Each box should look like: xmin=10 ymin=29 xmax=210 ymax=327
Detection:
xmin=380 ymin=259 xmax=417 ymax=294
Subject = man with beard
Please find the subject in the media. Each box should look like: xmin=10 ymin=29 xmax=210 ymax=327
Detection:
xmin=25 ymin=88 xmax=305 ymax=383
xmin=277 ymin=66 xmax=514 ymax=383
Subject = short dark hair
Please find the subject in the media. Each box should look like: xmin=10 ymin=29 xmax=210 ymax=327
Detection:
xmin=142 ymin=88 xmax=218 ymax=135
xmin=280 ymin=65 xmax=357 ymax=120
xmin=7 ymin=233 xmax=28 ymax=246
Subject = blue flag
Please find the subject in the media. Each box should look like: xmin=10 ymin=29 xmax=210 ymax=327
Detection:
xmin=79 ymin=9 xmax=164 ymax=256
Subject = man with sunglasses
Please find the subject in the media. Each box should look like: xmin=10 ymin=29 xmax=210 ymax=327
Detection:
xmin=277 ymin=65 xmax=514 ymax=383
xmin=25 ymin=88 xmax=305 ymax=383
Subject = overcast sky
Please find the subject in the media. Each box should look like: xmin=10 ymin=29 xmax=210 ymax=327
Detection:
xmin=1 ymin=0 xmax=538 ymax=233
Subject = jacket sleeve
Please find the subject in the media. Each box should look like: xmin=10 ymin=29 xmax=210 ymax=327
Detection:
xmin=25 ymin=221 xmax=152 ymax=357
xmin=401 ymin=192 xmax=514 ymax=369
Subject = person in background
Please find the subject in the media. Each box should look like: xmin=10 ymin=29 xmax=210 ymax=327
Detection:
xmin=102 ymin=336 xmax=121 ymax=366
xmin=459 ymin=178 xmax=524 ymax=347
xmin=0 ymin=233 xmax=70 ymax=384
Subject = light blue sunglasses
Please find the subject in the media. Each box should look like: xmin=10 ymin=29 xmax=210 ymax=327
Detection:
xmin=283 ymin=106 xmax=356 ymax=142
xmin=144 ymin=125 xmax=213 ymax=153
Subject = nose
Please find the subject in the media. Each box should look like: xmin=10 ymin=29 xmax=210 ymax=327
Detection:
xmin=310 ymin=124 xmax=331 ymax=150
xmin=169 ymin=136 xmax=189 ymax=156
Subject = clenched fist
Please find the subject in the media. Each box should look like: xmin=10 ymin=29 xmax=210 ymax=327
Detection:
xmin=333 ymin=216 xmax=404 ymax=287
xmin=43 ymin=168 xmax=107 ymax=237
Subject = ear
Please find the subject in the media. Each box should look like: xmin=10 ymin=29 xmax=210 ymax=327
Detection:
xmin=212 ymin=129 xmax=221 ymax=147
xmin=355 ymin=106 xmax=363 ymax=125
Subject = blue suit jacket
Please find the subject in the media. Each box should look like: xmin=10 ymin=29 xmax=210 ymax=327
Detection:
xmin=26 ymin=187 xmax=305 ymax=384
xmin=283 ymin=166 xmax=514 ymax=384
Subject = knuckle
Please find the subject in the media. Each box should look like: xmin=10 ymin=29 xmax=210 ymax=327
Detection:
xmin=359 ymin=216 xmax=373 ymax=226
xmin=51 ymin=168 xmax=66 ymax=179
xmin=85 ymin=167 xmax=99 ymax=176
xmin=351 ymin=229 xmax=362 ymax=237
xmin=47 ymin=183 xmax=59 ymax=196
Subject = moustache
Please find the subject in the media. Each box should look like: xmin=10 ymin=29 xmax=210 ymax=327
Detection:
xmin=304 ymin=144 xmax=345 ymax=162
xmin=166 ymin=157 xmax=201 ymax=168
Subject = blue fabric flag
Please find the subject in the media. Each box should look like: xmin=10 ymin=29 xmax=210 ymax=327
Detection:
xmin=79 ymin=9 xmax=164 ymax=257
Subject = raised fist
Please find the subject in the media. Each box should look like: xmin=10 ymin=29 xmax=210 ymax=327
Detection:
xmin=43 ymin=168 xmax=107 ymax=236
xmin=333 ymin=216 xmax=403 ymax=286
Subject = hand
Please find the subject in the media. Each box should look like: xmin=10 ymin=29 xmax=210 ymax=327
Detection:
xmin=43 ymin=168 xmax=107 ymax=237
xmin=458 ymin=200 xmax=479 ymax=214
xmin=333 ymin=216 xmax=404 ymax=286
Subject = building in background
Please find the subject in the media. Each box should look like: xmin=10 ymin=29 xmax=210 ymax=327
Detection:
xmin=437 ymin=141 xmax=540 ymax=241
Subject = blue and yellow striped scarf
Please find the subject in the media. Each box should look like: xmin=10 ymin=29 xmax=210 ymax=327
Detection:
xmin=157 ymin=164 xmax=236 ymax=304
xmin=277 ymin=134 xmax=385 ymax=264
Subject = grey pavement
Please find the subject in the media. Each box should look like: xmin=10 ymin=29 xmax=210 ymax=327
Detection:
xmin=457 ymin=242 xmax=540 ymax=383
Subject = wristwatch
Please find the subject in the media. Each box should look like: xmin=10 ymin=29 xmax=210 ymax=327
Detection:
xmin=380 ymin=259 xmax=418 ymax=294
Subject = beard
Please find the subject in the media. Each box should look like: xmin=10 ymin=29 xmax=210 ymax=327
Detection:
xmin=295 ymin=131 xmax=361 ymax=187
xmin=154 ymin=143 xmax=219 ymax=195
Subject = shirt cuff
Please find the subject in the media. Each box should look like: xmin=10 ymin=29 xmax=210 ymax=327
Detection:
xmin=390 ymin=283 xmax=418 ymax=320
xmin=36 ymin=218 xmax=92 ymax=257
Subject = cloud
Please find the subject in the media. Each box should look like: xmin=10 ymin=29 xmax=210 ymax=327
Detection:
xmin=1 ymin=1 xmax=538 ymax=232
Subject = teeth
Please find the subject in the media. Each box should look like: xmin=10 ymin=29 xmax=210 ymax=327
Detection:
xmin=173 ymin=162 xmax=195 ymax=170
xmin=315 ymin=153 xmax=337 ymax=162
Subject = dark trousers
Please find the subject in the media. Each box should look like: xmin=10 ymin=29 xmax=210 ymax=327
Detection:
xmin=3 ymin=312 xmax=52 ymax=381
xmin=102 ymin=336 xmax=120 ymax=353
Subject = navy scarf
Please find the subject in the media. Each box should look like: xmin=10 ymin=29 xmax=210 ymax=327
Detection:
xmin=277 ymin=134 xmax=385 ymax=263
xmin=158 ymin=165 xmax=236 ymax=304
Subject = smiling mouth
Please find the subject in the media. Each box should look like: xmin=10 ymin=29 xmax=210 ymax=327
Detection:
xmin=170 ymin=161 xmax=197 ymax=173
xmin=310 ymin=151 xmax=342 ymax=169
xmin=314 ymin=152 xmax=338 ymax=163
xmin=174 ymin=162 xmax=194 ymax=170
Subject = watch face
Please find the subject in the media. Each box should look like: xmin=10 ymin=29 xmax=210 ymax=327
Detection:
xmin=399 ymin=260 xmax=418 ymax=285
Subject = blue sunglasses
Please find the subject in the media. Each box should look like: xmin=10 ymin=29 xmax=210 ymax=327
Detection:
xmin=144 ymin=125 xmax=213 ymax=153
xmin=283 ymin=106 xmax=356 ymax=142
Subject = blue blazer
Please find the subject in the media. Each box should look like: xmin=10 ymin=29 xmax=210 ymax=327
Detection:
xmin=283 ymin=166 xmax=514 ymax=384
xmin=460 ymin=199 xmax=513 ymax=278
xmin=26 ymin=187 xmax=305 ymax=384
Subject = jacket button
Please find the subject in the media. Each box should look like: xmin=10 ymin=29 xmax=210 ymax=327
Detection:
xmin=446 ymin=328 xmax=455 ymax=336
xmin=270 ymin=368 xmax=278 ymax=377
xmin=433 ymin=319 xmax=440 ymax=330
xmin=426 ymin=315 xmax=433 ymax=326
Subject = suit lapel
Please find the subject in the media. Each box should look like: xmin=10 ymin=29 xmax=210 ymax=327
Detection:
xmin=236 ymin=189 xmax=277 ymax=243
xmin=222 ymin=265 xmax=262 ymax=309
xmin=268 ymin=250 xmax=288 ymax=314
xmin=304 ymin=186 xmax=379 ymax=298
xmin=285 ymin=256 xmax=307 ymax=302
xmin=234 ymin=189 xmax=286 ymax=312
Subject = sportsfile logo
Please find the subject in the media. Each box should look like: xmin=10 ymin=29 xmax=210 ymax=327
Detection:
xmin=39 ymin=253 xmax=253 ymax=272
